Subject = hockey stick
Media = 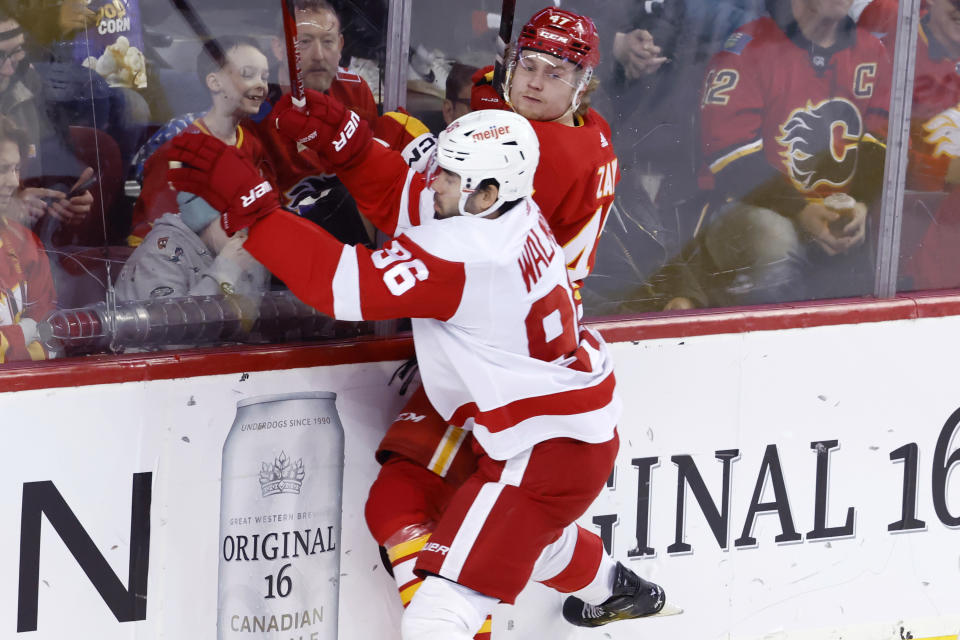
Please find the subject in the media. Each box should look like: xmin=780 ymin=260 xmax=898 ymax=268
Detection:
xmin=170 ymin=0 xmax=224 ymax=68
xmin=168 ymin=0 xmax=222 ymax=169
xmin=280 ymin=0 xmax=306 ymax=108
xmin=492 ymin=0 xmax=516 ymax=98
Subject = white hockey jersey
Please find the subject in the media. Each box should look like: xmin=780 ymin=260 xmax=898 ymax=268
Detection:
xmin=246 ymin=144 xmax=621 ymax=460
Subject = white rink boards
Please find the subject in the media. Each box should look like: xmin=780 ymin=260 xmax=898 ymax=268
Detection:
xmin=1 ymin=314 xmax=959 ymax=639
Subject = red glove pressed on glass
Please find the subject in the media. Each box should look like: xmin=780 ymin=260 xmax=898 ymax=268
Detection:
xmin=273 ymin=89 xmax=373 ymax=170
xmin=166 ymin=131 xmax=279 ymax=235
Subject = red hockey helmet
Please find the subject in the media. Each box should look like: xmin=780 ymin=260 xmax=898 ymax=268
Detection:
xmin=516 ymin=7 xmax=601 ymax=69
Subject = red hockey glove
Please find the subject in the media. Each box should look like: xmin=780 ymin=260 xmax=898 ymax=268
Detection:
xmin=166 ymin=131 xmax=279 ymax=235
xmin=273 ymin=89 xmax=373 ymax=170
xmin=471 ymin=65 xmax=509 ymax=112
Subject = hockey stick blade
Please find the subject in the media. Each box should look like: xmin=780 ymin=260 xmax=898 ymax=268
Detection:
xmin=651 ymin=602 xmax=683 ymax=617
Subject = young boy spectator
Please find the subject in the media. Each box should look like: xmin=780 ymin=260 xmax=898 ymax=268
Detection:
xmin=128 ymin=35 xmax=272 ymax=246
xmin=0 ymin=114 xmax=56 ymax=363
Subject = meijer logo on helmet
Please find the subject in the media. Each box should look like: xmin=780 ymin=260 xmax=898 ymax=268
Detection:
xmin=472 ymin=125 xmax=512 ymax=142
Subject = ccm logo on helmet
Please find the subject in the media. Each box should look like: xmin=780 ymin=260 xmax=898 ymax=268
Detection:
xmin=472 ymin=124 xmax=511 ymax=142
xmin=537 ymin=28 xmax=570 ymax=44
xmin=333 ymin=111 xmax=361 ymax=152
xmin=241 ymin=181 xmax=273 ymax=208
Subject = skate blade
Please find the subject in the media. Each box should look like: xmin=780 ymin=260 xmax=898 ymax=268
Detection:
xmin=650 ymin=602 xmax=683 ymax=617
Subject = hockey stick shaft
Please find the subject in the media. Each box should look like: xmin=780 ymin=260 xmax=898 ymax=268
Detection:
xmin=170 ymin=0 xmax=224 ymax=66
xmin=492 ymin=0 xmax=516 ymax=97
xmin=280 ymin=0 xmax=306 ymax=106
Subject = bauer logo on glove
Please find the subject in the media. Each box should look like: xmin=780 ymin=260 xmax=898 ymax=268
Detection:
xmin=241 ymin=181 xmax=274 ymax=208
xmin=333 ymin=111 xmax=361 ymax=152
xmin=166 ymin=132 xmax=280 ymax=236
xmin=273 ymin=89 xmax=373 ymax=170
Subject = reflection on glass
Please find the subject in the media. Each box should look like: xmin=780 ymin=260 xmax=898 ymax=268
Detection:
xmin=889 ymin=0 xmax=960 ymax=292
xmin=0 ymin=0 xmax=389 ymax=363
xmin=406 ymin=1 xmax=899 ymax=317
xmin=608 ymin=0 xmax=890 ymax=311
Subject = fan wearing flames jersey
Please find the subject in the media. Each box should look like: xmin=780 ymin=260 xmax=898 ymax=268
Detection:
xmin=856 ymin=0 xmax=960 ymax=288
xmin=678 ymin=0 xmax=891 ymax=306
xmin=251 ymin=0 xmax=435 ymax=247
xmin=128 ymin=36 xmax=274 ymax=247
xmin=361 ymin=8 xmax=628 ymax=636
xmin=0 ymin=115 xmax=55 ymax=362
xmin=165 ymin=99 xmax=671 ymax=639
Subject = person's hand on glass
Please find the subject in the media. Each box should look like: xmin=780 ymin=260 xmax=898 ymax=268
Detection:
xmin=613 ymin=29 xmax=668 ymax=80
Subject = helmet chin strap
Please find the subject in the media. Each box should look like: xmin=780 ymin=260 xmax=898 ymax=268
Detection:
xmin=458 ymin=189 xmax=505 ymax=218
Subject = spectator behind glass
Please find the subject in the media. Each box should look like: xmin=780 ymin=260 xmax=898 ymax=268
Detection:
xmin=251 ymin=0 xmax=380 ymax=247
xmin=0 ymin=9 xmax=94 ymax=235
xmin=12 ymin=0 xmax=149 ymax=186
xmin=127 ymin=35 xmax=273 ymax=246
xmin=564 ymin=0 xmax=765 ymax=316
xmin=860 ymin=0 xmax=960 ymax=289
xmin=669 ymin=0 xmax=890 ymax=308
xmin=117 ymin=192 xmax=268 ymax=303
xmin=0 ymin=114 xmax=57 ymax=363
xmin=442 ymin=62 xmax=477 ymax=127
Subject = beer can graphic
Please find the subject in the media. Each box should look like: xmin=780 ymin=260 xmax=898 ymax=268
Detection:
xmin=217 ymin=392 xmax=345 ymax=638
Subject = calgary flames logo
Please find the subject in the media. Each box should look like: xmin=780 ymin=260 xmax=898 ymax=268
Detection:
xmin=285 ymin=176 xmax=335 ymax=215
xmin=777 ymin=98 xmax=863 ymax=192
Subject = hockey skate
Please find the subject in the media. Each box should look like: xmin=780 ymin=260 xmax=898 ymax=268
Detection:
xmin=561 ymin=562 xmax=681 ymax=628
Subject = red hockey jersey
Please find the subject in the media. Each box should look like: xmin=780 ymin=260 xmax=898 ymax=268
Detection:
xmin=129 ymin=120 xmax=269 ymax=244
xmin=0 ymin=217 xmax=55 ymax=362
xmin=859 ymin=0 xmax=960 ymax=190
xmin=470 ymin=67 xmax=621 ymax=287
xmin=530 ymin=112 xmax=620 ymax=287
xmin=701 ymin=14 xmax=891 ymax=214
xmin=246 ymin=144 xmax=620 ymax=460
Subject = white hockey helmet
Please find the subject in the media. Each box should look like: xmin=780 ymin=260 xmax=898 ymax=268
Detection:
xmin=435 ymin=109 xmax=540 ymax=217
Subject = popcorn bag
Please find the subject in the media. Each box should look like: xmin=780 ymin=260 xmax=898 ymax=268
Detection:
xmin=76 ymin=0 xmax=147 ymax=89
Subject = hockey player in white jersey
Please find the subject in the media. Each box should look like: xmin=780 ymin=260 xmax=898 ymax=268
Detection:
xmin=165 ymin=94 xmax=670 ymax=638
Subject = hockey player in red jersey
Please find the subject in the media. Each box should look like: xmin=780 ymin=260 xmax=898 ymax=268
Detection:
xmin=472 ymin=7 xmax=620 ymax=288
xmin=0 ymin=115 xmax=55 ymax=362
xmin=678 ymin=0 xmax=892 ymax=306
xmin=166 ymin=96 xmax=671 ymax=638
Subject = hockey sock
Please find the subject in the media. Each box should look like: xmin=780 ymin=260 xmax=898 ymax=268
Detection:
xmin=384 ymin=526 xmax=492 ymax=639
xmin=538 ymin=524 xmax=617 ymax=604
xmin=385 ymin=525 xmax=434 ymax=609
xmin=402 ymin=576 xmax=498 ymax=640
